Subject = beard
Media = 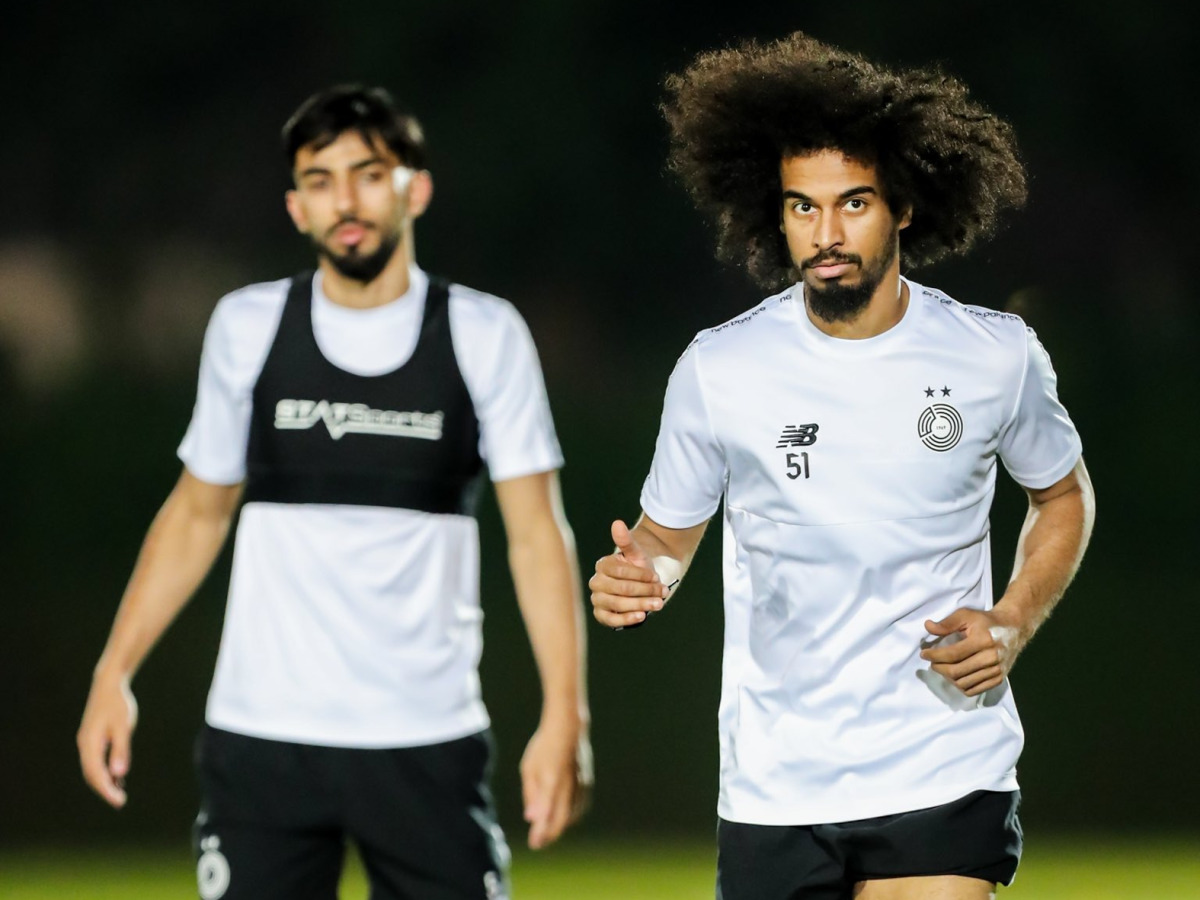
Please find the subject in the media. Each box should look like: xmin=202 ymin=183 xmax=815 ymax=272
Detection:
xmin=800 ymin=239 xmax=898 ymax=324
xmin=313 ymin=221 xmax=401 ymax=284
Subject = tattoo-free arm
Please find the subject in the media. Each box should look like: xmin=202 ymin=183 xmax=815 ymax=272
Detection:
xmin=77 ymin=469 xmax=242 ymax=807
xmin=922 ymin=457 xmax=1095 ymax=695
xmin=493 ymin=470 xmax=590 ymax=849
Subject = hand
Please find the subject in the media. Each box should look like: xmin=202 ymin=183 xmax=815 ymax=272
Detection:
xmin=588 ymin=520 xmax=667 ymax=629
xmin=520 ymin=718 xmax=592 ymax=850
xmin=77 ymin=672 xmax=138 ymax=808
xmin=920 ymin=608 xmax=1024 ymax=697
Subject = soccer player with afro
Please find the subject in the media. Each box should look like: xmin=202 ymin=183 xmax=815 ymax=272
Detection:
xmin=592 ymin=32 xmax=1094 ymax=900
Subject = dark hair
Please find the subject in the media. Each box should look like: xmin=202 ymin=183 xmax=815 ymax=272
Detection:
xmin=282 ymin=84 xmax=426 ymax=171
xmin=662 ymin=32 xmax=1028 ymax=289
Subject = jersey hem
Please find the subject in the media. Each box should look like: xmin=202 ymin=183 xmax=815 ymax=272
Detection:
xmin=717 ymin=772 xmax=1020 ymax=826
xmin=1004 ymin=440 xmax=1082 ymax=490
xmin=488 ymin=456 xmax=564 ymax=484
xmin=639 ymin=491 xmax=718 ymax=530
xmin=204 ymin=708 xmax=491 ymax=749
xmin=179 ymin=457 xmax=246 ymax=487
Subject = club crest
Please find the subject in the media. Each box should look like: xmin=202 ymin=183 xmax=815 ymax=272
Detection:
xmin=917 ymin=404 xmax=963 ymax=451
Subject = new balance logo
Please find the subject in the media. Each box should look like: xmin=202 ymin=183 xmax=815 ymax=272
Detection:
xmin=274 ymin=399 xmax=444 ymax=441
xmin=776 ymin=423 xmax=819 ymax=448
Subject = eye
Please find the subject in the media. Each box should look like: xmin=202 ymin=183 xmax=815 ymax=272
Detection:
xmin=845 ymin=198 xmax=867 ymax=211
xmin=304 ymin=177 xmax=330 ymax=192
xmin=790 ymin=201 xmax=815 ymax=215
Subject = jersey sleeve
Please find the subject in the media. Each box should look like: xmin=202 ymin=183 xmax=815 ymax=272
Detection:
xmin=452 ymin=294 xmax=563 ymax=482
xmin=639 ymin=341 xmax=727 ymax=528
xmin=177 ymin=290 xmax=281 ymax=484
xmin=997 ymin=326 xmax=1083 ymax=489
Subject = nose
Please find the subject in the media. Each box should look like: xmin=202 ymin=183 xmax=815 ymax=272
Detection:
xmin=812 ymin=211 xmax=844 ymax=251
xmin=333 ymin=176 xmax=357 ymax=216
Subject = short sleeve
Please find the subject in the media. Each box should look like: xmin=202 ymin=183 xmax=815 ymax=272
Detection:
xmin=177 ymin=287 xmax=284 ymax=484
xmin=639 ymin=341 xmax=727 ymax=528
xmin=452 ymin=292 xmax=563 ymax=482
xmin=997 ymin=327 xmax=1083 ymax=489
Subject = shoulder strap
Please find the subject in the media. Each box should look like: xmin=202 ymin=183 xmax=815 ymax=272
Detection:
xmin=274 ymin=270 xmax=315 ymax=342
xmin=418 ymin=275 xmax=452 ymax=340
xmin=288 ymin=270 xmax=315 ymax=305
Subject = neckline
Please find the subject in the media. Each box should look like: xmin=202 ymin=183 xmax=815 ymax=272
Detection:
xmin=306 ymin=267 xmax=433 ymax=379
xmin=313 ymin=267 xmax=427 ymax=316
xmin=791 ymin=275 xmax=923 ymax=353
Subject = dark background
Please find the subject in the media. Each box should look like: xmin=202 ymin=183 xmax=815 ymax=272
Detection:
xmin=3 ymin=0 xmax=1196 ymax=849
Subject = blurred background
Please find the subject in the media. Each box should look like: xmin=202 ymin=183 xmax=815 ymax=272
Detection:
xmin=3 ymin=0 xmax=1197 ymax=894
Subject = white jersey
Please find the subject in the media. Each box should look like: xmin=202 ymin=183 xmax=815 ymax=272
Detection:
xmin=178 ymin=267 xmax=562 ymax=748
xmin=641 ymin=277 xmax=1082 ymax=825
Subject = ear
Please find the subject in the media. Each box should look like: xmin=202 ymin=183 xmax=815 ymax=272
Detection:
xmin=285 ymin=189 xmax=309 ymax=234
xmin=897 ymin=205 xmax=913 ymax=231
xmin=406 ymin=170 xmax=434 ymax=220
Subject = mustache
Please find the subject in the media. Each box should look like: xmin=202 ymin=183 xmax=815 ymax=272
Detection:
xmin=801 ymin=251 xmax=862 ymax=269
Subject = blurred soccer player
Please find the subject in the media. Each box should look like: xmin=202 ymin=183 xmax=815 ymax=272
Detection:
xmin=77 ymin=85 xmax=590 ymax=900
xmin=590 ymin=34 xmax=1093 ymax=900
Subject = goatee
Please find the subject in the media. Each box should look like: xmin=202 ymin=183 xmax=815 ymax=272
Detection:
xmin=801 ymin=239 xmax=897 ymax=324
xmin=316 ymin=231 xmax=401 ymax=284
xmin=805 ymin=278 xmax=876 ymax=323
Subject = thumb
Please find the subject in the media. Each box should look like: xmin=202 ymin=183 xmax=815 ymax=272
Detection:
xmin=521 ymin=752 xmax=546 ymax=821
xmin=523 ymin=769 xmax=551 ymax=847
xmin=524 ymin=789 xmax=548 ymax=824
xmin=104 ymin=728 xmax=131 ymax=808
xmin=109 ymin=728 xmax=131 ymax=780
xmin=611 ymin=520 xmax=649 ymax=566
xmin=924 ymin=610 xmax=967 ymax=636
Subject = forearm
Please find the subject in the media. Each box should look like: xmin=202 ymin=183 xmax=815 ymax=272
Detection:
xmin=993 ymin=459 xmax=1095 ymax=643
xmin=94 ymin=473 xmax=239 ymax=682
xmin=508 ymin=522 xmax=587 ymax=724
xmin=503 ymin=476 xmax=592 ymax=847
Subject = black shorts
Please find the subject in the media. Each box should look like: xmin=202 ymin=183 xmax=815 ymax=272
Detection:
xmin=192 ymin=726 xmax=509 ymax=900
xmin=716 ymin=790 xmax=1022 ymax=900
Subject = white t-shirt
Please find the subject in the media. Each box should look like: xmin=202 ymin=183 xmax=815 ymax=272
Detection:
xmin=178 ymin=267 xmax=563 ymax=747
xmin=641 ymin=277 xmax=1082 ymax=825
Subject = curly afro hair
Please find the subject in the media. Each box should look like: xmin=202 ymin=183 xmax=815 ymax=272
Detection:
xmin=662 ymin=32 xmax=1028 ymax=289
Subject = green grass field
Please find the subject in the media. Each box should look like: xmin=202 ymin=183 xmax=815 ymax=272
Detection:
xmin=3 ymin=837 xmax=1198 ymax=898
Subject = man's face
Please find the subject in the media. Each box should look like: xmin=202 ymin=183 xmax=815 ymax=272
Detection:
xmin=285 ymin=130 xmax=422 ymax=283
xmin=779 ymin=150 xmax=910 ymax=322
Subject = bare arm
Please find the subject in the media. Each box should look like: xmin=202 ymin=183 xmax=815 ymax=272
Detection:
xmin=77 ymin=469 xmax=242 ymax=807
xmin=589 ymin=513 xmax=710 ymax=629
xmin=493 ymin=470 xmax=590 ymax=849
xmin=922 ymin=457 xmax=1095 ymax=695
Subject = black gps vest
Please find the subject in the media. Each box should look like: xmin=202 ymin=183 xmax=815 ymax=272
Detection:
xmin=243 ymin=272 xmax=484 ymax=516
